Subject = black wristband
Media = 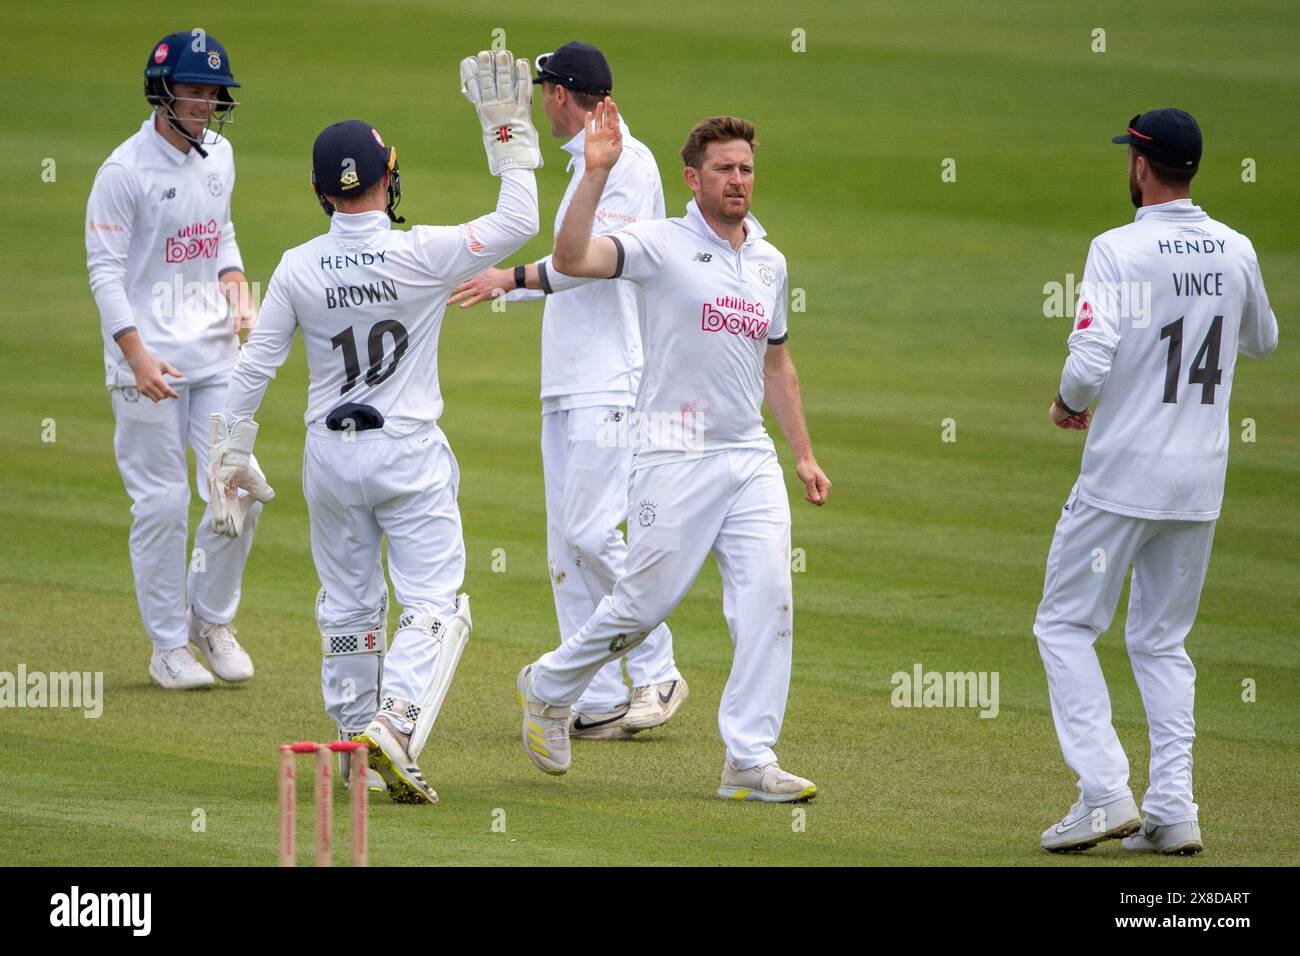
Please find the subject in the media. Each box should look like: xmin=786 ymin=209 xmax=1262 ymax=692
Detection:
xmin=514 ymin=265 xmax=527 ymax=290
xmin=1056 ymin=393 xmax=1086 ymax=416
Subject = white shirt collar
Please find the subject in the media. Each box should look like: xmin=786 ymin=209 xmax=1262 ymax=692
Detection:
xmin=328 ymin=209 xmax=392 ymax=239
xmin=144 ymin=115 xmax=191 ymax=166
xmin=1134 ymin=197 xmax=1203 ymax=222
xmin=683 ymin=198 xmax=766 ymax=249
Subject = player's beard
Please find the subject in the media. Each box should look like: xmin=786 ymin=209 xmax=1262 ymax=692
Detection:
xmin=1129 ymin=167 xmax=1142 ymax=209
xmin=706 ymin=189 xmax=750 ymax=224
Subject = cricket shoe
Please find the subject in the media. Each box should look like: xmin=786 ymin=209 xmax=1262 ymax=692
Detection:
xmin=517 ymin=665 xmax=571 ymax=774
xmin=1122 ymin=820 xmax=1203 ymax=856
xmin=717 ymin=761 xmax=817 ymax=803
xmin=623 ymin=677 xmax=689 ymax=733
xmin=570 ymin=704 xmax=633 ymax=740
xmin=188 ymin=610 xmax=254 ymax=682
xmin=356 ymin=700 xmax=438 ymax=805
xmin=338 ymin=733 xmax=387 ymax=793
xmin=148 ymin=644 xmax=215 ymax=690
xmin=1041 ymin=796 xmax=1141 ymax=852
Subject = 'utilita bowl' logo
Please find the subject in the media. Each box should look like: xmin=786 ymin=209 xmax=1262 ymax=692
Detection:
xmin=700 ymin=296 xmax=769 ymax=341
xmin=165 ymin=219 xmax=222 ymax=263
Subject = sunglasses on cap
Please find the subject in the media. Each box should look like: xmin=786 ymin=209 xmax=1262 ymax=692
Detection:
xmin=533 ymin=51 xmax=567 ymax=84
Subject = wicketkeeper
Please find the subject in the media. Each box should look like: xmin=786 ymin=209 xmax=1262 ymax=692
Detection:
xmin=213 ymin=51 xmax=541 ymax=803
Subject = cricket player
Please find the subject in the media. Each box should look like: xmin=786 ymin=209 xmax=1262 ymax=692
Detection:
xmin=211 ymin=51 xmax=542 ymax=803
xmin=86 ymin=30 xmax=259 ymax=690
xmin=514 ymin=101 xmax=832 ymax=801
xmin=450 ymin=41 xmax=687 ymax=740
xmin=1036 ymin=109 xmax=1278 ymax=854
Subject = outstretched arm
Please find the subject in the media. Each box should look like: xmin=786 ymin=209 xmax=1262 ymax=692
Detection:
xmin=551 ymin=98 xmax=624 ymax=278
xmin=764 ymin=344 xmax=830 ymax=506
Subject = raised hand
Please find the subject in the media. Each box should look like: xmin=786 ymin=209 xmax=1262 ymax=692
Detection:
xmin=459 ymin=50 xmax=542 ymax=174
xmin=584 ymin=97 xmax=623 ymax=172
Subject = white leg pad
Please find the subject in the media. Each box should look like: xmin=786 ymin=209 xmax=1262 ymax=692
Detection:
xmin=406 ymin=593 xmax=472 ymax=759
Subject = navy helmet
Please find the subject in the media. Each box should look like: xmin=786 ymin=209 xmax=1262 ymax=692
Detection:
xmin=311 ymin=120 xmax=406 ymax=223
xmin=144 ymin=30 xmax=240 ymax=156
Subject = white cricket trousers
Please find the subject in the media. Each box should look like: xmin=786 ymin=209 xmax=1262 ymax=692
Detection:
xmin=532 ymin=447 xmax=794 ymax=768
xmin=303 ymin=421 xmax=465 ymax=733
xmin=1034 ymin=485 xmax=1216 ymax=826
xmin=110 ymin=375 xmax=261 ymax=649
xmin=541 ymin=406 xmax=680 ymax=711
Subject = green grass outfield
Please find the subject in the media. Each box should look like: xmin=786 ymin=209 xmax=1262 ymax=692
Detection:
xmin=0 ymin=0 xmax=1296 ymax=866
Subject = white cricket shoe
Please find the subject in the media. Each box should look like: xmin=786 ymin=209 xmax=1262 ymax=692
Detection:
xmin=188 ymin=610 xmax=254 ymax=682
xmin=517 ymin=665 xmax=571 ymax=774
xmin=717 ymin=761 xmax=817 ymax=803
xmin=148 ymin=644 xmax=215 ymax=690
xmin=570 ymin=703 xmax=633 ymax=740
xmin=623 ymin=677 xmax=689 ymax=733
xmin=356 ymin=700 xmax=437 ymax=805
xmin=1122 ymin=820 xmax=1204 ymax=856
xmin=1041 ymin=796 xmax=1141 ymax=852
xmin=338 ymin=737 xmax=388 ymax=793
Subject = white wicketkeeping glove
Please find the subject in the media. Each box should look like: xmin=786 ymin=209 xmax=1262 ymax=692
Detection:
xmin=460 ymin=49 xmax=543 ymax=175
xmin=208 ymin=413 xmax=276 ymax=539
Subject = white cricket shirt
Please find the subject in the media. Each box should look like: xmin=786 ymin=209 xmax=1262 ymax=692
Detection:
xmin=537 ymin=120 xmax=663 ymax=410
xmin=611 ymin=199 xmax=789 ymax=467
xmin=224 ymin=169 xmax=538 ymax=435
xmin=86 ymin=117 xmax=244 ymax=387
xmin=1060 ymin=198 xmax=1279 ymax=521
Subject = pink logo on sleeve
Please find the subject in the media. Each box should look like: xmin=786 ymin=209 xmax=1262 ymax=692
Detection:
xmin=1076 ymin=301 xmax=1093 ymax=330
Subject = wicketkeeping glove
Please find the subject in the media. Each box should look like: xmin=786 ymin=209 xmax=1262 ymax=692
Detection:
xmin=208 ymin=413 xmax=276 ymax=539
xmin=460 ymin=49 xmax=543 ymax=175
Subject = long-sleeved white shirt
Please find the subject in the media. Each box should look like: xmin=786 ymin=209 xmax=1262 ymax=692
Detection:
xmin=508 ymin=119 xmax=664 ymax=410
xmin=224 ymin=169 xmax=538 ymax=435
xmin=86 ymin=117 xmax=243 ymax=387
xmin=1060 ymin=198 xmax=1279 ymax=521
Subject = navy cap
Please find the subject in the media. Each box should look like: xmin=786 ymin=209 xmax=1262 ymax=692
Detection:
xmin=1112 ymin=108 xmax=1202 ymax=170
xmin=533 ymin=41 xmax=612 ymax=96
xmin=312 ymin=120 xmax=397 ymax=198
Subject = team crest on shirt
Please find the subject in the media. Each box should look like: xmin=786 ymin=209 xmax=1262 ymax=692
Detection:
xmin=758 ymin=263 xmax=776 ymax=288
xmin=207 ymin=172 xmax=223 ymax=197
xmin=208 ymin=51 xmax=222 ymax=69
xmin=637 ymin=500 xmax=657 ymax=528
xmin=1076 ymin=300 xmax=1093 ymax=331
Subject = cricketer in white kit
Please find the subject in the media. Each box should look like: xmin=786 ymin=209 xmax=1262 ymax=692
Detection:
xmin=1036 ymin=109 xmax=1278 ymax=855
xmin=514 ymin=102 xmax=832 ymax=802
xmin=85 ymin=31 xmax=260 ymax=690
xmin=450 ymin=41 xmax=685 ymax=739
xmin=211 ymin=52 xmax=542 ymax=803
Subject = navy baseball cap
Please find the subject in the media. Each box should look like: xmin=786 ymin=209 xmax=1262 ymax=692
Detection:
xmin=312 ymin=120 xmax=397 ymax=198
xmin=1112 ymin=108 xmax=1202 ymax=170
xmin=533 ymin=41 xmax=612 ymax=96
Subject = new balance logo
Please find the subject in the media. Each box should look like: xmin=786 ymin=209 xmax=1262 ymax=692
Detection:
xmin=691 ymin=252 xmax=712 ymax=262
xmin=159 ymin=188 xmax=176 ymax=201
xmin=496 ymin=126 xmax=512 ymax=143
